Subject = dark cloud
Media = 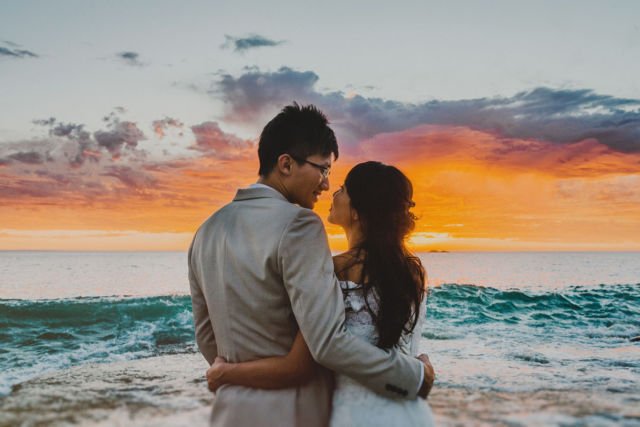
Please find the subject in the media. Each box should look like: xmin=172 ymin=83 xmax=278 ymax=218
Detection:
xmin=6 ymin=151 xmax=45 ymax=164
xmin=152 ymin=117 xmax=184 ymax=138
xmin=51 ymin=122 xmax=90 ymax=140
xmin=32 ymin=117 xmax=56 ymax=127
xmin=117 ymin=51 xmax=144 ymax=66
xmin=0 ymin=45 xmax=38 ymax=59
xmin=0 ymin=178 xmax=60 ymax=199
xmin=222 ymin=34 xmax=284 ymax=53
xmin=102 ymin=165 xmax=157 ymax=189
xmin=213 ymin=67 xmax=640 ymax=153
xmin=33 ymin=118 xmax=90 ymax=141
xmin=32 ymin=115 xmax=148 ymax=165
xmin=215 ymin=67 xmax=319 ymax=123
xmin=34 ymin=169 xmax=72 ymax=185
xmin=94 ymin=121 xmax=146 ymax=158
xmin=190 ymin=121 xmax=252 ymax=159
xmin=33 ymin=118 xmax=99 ymax=167
xmin=0 ymin=114 xmax=253 ymax=206
xmin=0 ymin=166 xmax=108 ymax=202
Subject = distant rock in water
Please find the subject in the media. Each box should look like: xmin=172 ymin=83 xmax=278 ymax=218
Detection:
xmin=631 ymin=336 xmax=640 ymax=342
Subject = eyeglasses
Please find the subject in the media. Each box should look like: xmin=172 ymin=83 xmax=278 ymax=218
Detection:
xmin=290 ymin=155 xmax=331 ymax=179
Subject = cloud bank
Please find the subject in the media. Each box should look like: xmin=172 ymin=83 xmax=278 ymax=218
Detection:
xmin=0 ymin=113 xmax=255 ymax=218
xmin=214 ymin=67 xmax=640 ymax=153
xmin=1 ymin=67 xmax=639 ymax=249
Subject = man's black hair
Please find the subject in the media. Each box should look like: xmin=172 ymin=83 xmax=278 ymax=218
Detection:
xmin=258 ymin=103 xmax=339 ymax=176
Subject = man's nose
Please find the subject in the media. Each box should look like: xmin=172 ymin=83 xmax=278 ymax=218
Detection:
xmin=320 ymin=177 xmax=330 ymax=191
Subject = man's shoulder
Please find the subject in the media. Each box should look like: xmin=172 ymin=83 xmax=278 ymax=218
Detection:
xmin=230 ymin=195 xmax=313 ymax=220
xmin=288 ymin=207 xmax=323 ymax=226
xmin=201 ymin=196 xmax=321 ymax=232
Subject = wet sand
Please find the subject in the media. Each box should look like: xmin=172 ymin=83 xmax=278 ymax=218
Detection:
xmin=429 ymin=387 xmax=640 ymax=426
xmin=0 ymin=354 xmax=210 ymax=427
xmin=1 ymin=354 xmax=639 ymax=427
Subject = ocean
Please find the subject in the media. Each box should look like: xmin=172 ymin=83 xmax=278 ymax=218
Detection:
xmin=1 ymin=251 xmax=639 ymax=426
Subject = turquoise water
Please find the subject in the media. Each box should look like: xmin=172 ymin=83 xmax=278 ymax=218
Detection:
xmin=425 ymin=284 xmax=640 ymax=394
xmin=2 ymin=283 xmax=639 ymax=396
xmin=1 ymin=251 xmax=639 ymax=426
xmin=0 ymin=295 xmax=196 ymax=395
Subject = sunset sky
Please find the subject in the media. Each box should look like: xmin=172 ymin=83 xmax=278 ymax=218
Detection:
xmin=1 ymin=1 xmax=639 ymax=251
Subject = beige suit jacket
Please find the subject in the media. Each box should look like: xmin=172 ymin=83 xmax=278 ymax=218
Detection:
xmin=188 ymin=186 xmax=423 ymax=427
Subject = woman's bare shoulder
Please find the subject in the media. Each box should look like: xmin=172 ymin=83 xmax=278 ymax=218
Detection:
xmin=332 ymin=250 xmax=364 ymax=282
xmin=332 ymin=252 xmax=351 ymax=280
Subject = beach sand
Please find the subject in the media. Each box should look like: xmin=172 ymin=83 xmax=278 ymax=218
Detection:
xmin=0 ymin=354 xmax=210 ymax=427
xmin=1 ymin=353 xmax=639 ymax=427
xmin=429 ymin=387 xmax=640 ymax=426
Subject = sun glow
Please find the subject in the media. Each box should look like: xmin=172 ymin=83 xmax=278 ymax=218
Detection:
xmin=2 ymin=125 xmax=639 ymax=251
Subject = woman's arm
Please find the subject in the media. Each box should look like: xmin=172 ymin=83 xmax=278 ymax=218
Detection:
xmin=206 ymin=331 xmax=317 ymax=391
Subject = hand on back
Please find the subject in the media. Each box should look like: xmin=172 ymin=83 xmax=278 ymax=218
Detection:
xmin=417 ymin=354 xmax=435 ymax=399
xmin=206 ymin=356 xmax=228 ymax=393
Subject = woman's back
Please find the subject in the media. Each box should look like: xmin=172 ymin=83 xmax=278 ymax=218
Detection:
xmin=330 ymin=253 xmax=433 ymax=427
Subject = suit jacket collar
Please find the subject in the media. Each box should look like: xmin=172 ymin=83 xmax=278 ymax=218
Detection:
xmin=233 ymin=185 xmax=290 ymax=203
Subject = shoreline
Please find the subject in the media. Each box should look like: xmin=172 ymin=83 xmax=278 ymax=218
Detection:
xmin=1 ymin=354 xmax=639 ymax=427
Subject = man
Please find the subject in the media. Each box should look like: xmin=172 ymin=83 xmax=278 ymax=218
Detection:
xmin=189 ymin=104 xmax=434 ymax=426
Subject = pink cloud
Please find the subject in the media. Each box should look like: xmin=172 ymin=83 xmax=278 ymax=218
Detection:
xmin=189 ymin=121 xmax=254 ymax=159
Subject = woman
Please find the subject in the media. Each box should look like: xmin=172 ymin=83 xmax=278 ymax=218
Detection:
xmin=206 ymin=161 xmax=434 ymax=426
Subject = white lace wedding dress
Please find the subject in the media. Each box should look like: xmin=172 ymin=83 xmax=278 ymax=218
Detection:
xmin=330 ymin=280 xmax=435 ymax=427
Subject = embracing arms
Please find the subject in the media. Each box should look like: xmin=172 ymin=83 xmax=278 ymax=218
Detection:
xmin=279 ymin=210 xmax=432 ymax=399
xmin=207 ymin=331 xmax=316 ymax=391
xmin=205 ymin=250 xmax=348 ymax=391
xmin=207 ymin=209 xmax=434 ymax=398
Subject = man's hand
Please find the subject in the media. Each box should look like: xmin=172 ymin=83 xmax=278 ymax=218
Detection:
xmin=416 ymin=353 xmax=435 ymax=399
xmin=206 ymin=356 xmax=228 ymax=393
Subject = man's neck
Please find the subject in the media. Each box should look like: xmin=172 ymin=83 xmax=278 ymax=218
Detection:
xmin=257 ymin=175 xmax=290 ymax=202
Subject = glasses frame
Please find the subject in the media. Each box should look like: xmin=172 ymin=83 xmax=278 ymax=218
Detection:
xmin=289 ymin=155 xmax=331 ymax=179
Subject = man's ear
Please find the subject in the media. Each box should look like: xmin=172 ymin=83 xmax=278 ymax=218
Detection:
xmin=276 ymin=154 xmax=294 ymax=176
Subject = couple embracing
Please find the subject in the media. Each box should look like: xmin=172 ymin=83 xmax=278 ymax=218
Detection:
xmin=188 ymin=104 xmax=436 ymax=426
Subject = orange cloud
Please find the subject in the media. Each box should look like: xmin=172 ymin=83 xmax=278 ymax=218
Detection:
xmin=1 ymin=123 xmax=639 ymax=251
xmin=338 ymin=125 xmax=640 ymax=251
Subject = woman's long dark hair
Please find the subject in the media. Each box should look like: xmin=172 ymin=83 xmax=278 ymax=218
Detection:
xmin=342 ymin=161 xmax=426 ymax=349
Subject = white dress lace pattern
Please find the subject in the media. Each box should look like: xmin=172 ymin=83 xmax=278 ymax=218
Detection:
xmin=329 ymin=280 xmax=435 ymax=427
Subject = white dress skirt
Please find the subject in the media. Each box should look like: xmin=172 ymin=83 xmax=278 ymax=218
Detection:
xmin=329 ymin=281 xmax=435 ymax=427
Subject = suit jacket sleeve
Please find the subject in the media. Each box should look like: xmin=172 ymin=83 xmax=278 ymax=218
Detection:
xmin=279 ymin=209 xmax=423 ymax=399
xmin=188 ymin=236 xmax=217 ymax=365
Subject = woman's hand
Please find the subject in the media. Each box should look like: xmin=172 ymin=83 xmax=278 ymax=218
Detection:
xmin=417 ymin=353 xmax=435 ymax=398
xmin=206 ymin=356 xmax=229 ymax=392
